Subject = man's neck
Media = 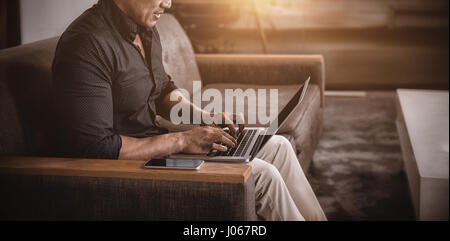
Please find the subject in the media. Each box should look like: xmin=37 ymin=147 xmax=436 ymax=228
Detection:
xmin=133 ymin=34 xmax=147 ymax=61
xmin=112 ymin=0 xmax=135 ymax=23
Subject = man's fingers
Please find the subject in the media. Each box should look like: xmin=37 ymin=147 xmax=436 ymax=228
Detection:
xmin=223 ymin=113 xmax=238 ymax=137
xmin=218 ymin=128 xmax=237 ymax=145
xmin=213 ymin=129 xmax=236 ymax=147
xmin=227 ymin=123 xmax=237 ymax=137
xmin=238 ymin=124 xmax=245 ymax=135
xmin=212 ymin=143 xmax=228 ymax=152
xmin=221 ymin=135 xmax=236 ymax=148
xmin=232 ymin=113 xmax=245 ymax=136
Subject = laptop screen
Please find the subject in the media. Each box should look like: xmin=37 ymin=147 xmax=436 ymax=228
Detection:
xmin=265 ymin=76 xmax=311 ymax=135
xmin=249 ymin=76 xmax=311 ymax=161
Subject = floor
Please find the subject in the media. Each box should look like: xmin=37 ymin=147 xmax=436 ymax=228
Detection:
xmin=308 ymin=91 xmax=416 ymax=221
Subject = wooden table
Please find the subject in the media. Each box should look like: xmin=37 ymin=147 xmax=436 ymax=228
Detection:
xmin=0 ymin=156 xmax=252 ymax=184
xmin=396 ymin=89 xmax=449 ymax=220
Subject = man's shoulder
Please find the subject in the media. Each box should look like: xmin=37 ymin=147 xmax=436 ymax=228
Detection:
xmin=57 ymin=7 xmax=116 ymax=55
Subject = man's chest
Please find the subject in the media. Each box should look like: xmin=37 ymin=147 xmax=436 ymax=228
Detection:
xmin=133 ymin=34 xmax=147 ymax=62
xmin=111 ymin=36 xmax=164 ymax=113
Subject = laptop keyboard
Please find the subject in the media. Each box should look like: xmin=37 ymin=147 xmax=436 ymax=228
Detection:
xmin=207 ymin=129 xmax=258 ymax=157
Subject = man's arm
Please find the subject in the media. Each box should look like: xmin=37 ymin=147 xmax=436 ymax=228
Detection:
xmin=119 ymin=89 xmax=244 ymax=160
xmin=119 ymin=132 xmax=184 ymax=160
xmin=157 ymin=90 xmax=244 ymax=137
xmin=53 ymin=33 xmax=123 ymax=159
xmin=118 ymin=125 xmax=236 ymax=160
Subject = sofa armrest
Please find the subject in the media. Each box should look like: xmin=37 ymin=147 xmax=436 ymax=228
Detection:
xmin=0 ymin=156 xmax=257 ymax=221
xmin=196 ymin=54 xmax=326 ymax=106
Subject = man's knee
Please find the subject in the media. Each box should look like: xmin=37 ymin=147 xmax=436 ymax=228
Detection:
xmin=253 ymin=160 xmax=284 ymax=186
xmin=270 ymin=135 xmax=293 ymax=150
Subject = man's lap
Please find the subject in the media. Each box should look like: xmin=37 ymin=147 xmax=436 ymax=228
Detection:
xmin=249 ymin=135 xmax=293 ymax=179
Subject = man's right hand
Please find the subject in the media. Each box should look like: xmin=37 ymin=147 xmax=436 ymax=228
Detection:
xmin=181 ymin=126 xmax=237 ymax=154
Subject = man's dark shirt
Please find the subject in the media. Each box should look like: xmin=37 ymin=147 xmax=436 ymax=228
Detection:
xmin=52 ymin=0 xmax=177 ymax=159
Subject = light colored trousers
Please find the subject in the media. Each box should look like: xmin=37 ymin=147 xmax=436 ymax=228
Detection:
xmin=249 ymin=135 xmax=327 ymax=221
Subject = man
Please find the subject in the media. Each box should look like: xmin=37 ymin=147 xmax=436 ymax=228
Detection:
xmin=52 ymin=0 xmax=326 ymax=221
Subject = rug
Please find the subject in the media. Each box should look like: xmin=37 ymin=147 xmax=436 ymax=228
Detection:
xmin=308 ymin=91 xmax=415 ymax=220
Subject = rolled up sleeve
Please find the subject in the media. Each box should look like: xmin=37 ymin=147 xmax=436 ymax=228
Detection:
xmin=157 ymin=74 xmax=178 ymax=102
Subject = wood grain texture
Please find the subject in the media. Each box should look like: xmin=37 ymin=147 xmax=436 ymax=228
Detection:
xmin=0 ymin=156 xmax=252 ymax=184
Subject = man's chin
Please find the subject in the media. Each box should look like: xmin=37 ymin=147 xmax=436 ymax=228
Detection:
xmin=145 ymin=20 xmax=158 ymax=28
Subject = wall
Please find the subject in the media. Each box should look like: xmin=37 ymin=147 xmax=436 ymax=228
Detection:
xmin=173 ymin=0 xmax=449 ymax=90
xmin=20 ymin=0 xmax=97 ymax=44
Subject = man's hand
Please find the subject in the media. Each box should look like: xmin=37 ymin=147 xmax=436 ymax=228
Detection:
xmin=203 ymin=112 xmax=245 ymax=138
xmin=157 ymin=90 xmax=245 ymax=137
xmin=181 ymin=126 xmax=237 ymax=154
xmin=222 ymin=112 xmax=245 ymax=138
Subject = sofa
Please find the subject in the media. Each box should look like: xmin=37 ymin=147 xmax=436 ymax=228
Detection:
xmin=0 ymin=14 xmax=325 ymax=220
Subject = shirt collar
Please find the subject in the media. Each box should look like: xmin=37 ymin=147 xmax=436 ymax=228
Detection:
xmin=99 ymin=0 xmax=153 ymax=42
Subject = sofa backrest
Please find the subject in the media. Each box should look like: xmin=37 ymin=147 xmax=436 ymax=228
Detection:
xmin=0 ymin=14 xmax=200 ymax=156
xmin=0 ymin=38 xmax=58 ymax=156
xmin=157 ymin=15 xmax=201 ymax=93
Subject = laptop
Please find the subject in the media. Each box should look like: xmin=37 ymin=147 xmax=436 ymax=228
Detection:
xmin=169 ymin=77 xmax=311 ymax=163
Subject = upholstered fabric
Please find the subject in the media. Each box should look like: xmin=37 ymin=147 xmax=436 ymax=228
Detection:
xmin=290 ymin=88 xmax=323 ymax=171
xmin=157 ymin=15 xmax=201 ymax=94
xmin=0 ymin=13 xmax=324 ymax=220
xmin=0 ymin=174 xmax=257 ymax=221
xmin=0 ymin=38 xmax=58 ymax=156
xmin=196 ymin=54 xmax=325 ymax=107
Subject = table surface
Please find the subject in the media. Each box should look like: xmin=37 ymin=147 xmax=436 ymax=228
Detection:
xmin=397 ymin=89 xmax=449 ymax=179
xmin=0 ymin=156 xmax=252 ymax=184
